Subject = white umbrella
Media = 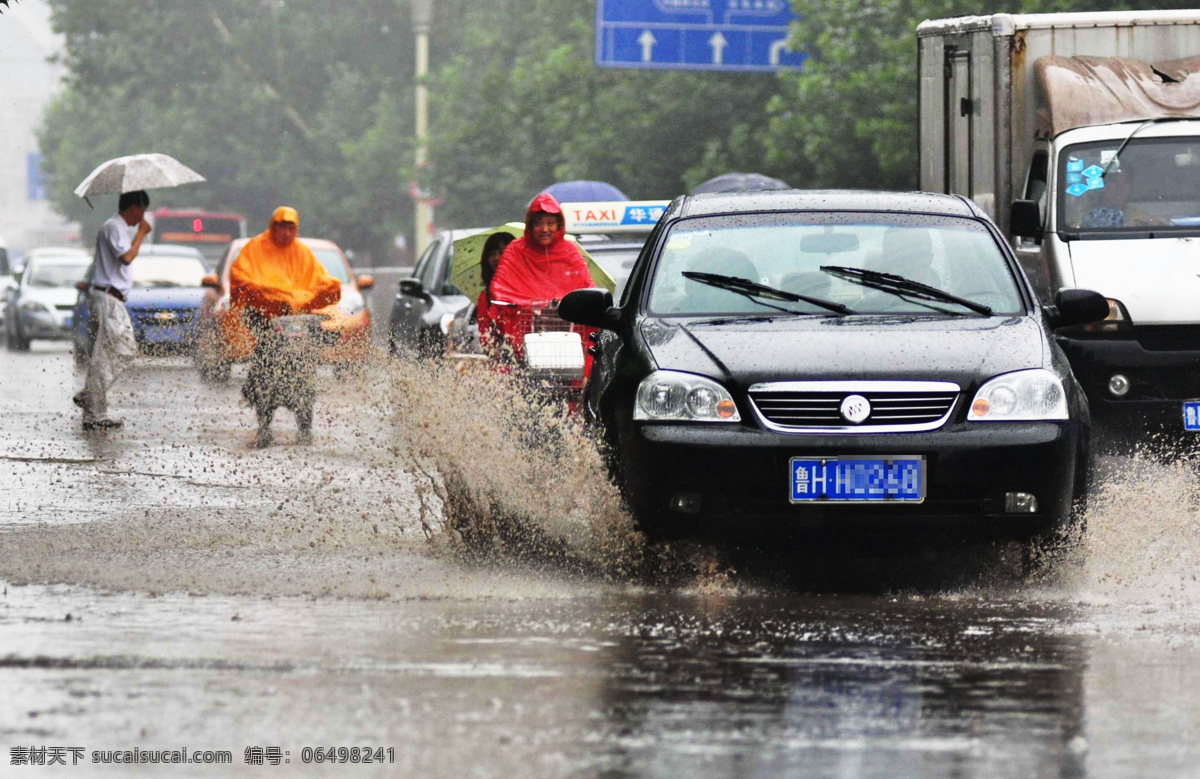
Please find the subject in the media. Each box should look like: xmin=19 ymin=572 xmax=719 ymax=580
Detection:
xmin=74 ymin=153 xmax=206 ymax=207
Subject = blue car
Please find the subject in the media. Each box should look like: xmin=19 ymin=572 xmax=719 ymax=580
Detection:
xmin=74 ymin=245 xmax=209 ymax=365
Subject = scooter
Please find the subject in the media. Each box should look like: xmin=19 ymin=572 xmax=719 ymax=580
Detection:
xmin=244 ymin=314 xmax=328 ymax=448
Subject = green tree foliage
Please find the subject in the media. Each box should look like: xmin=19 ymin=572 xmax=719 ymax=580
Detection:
xmin=38 ymin=0 xmax=415 ymax=260
xmin=426 ymin=0 xmax=788 ymax=226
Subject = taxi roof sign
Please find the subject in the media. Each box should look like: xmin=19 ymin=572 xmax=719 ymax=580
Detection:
xmin=562 ymin=200 xmax=670 ymax=234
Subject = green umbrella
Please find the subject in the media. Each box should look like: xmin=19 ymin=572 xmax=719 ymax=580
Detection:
xmin=450 ymin=223 xmax=616 ymax=303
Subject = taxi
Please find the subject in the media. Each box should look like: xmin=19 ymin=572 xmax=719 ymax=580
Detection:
xmin=195 ymin=237 xmax=373 ymax=381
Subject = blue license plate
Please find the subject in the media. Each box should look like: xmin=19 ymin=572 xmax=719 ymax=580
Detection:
xmin=790 ymin=456 xmax=925 ymax=503
xmin=1184 ymin=402 xmax=1200 ymax=431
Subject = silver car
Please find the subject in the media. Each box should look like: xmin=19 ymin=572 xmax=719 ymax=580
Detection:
xmin=5 ymin=247 xmax=91 ymax=351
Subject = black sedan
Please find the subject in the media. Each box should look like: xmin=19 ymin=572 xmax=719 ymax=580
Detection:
xmin=560 ymin=190 xmax=1109 ymax=551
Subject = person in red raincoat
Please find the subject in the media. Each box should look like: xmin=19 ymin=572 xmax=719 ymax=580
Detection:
xmin=479 ymin=193 xmax=595 ymax=357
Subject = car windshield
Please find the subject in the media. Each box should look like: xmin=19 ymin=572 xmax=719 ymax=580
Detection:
xmin=131 ymin=255 xmax=207 ymax=288
xmin=312 ymin=248 xmax=350 ymax=283
xmin=647 ymin=212 xmax=1023 ymax=317
xmin=587 ymin=246 xmax=641 ymax=297
xmin=1058 ymin=136 xmax=1200 ymax=233
xmin=27 ymin=260 xmax=89 ymax=288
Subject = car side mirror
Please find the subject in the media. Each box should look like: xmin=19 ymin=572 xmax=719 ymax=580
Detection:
xmin=559 ymin=288 xmax=620 ymax=330
xmin=356 ymin=274 xmax=374 ymax=290
xmin=1011 ymin=199 xmax=1043 ymax=239
xmin=1048 ymin=288 xmax=1110 ymax=329
xmin=399 ymin=278 xmax=428 ymax=298
xmin=201 ymin=274 xmax=221 ymax=290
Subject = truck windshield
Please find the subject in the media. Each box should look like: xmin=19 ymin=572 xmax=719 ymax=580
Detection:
xmin=1058 ymin=137 xmax=1200 ymax=234
xmin=647 ymin=213 xmax=1024 ymax=317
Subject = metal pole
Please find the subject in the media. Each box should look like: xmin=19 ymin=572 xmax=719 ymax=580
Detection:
xmin=412 ymin=0 xmax=433 ymax=257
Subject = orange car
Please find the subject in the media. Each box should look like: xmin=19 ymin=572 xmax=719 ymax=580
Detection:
xmin=195 ymin=237 xmax=373 ymax=381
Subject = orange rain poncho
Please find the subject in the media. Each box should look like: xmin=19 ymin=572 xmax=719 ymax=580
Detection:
xmin=229 ymin=207 xmax=341 ymax=318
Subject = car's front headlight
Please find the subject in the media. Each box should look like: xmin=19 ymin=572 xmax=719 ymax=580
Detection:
xmin=635 ymin=370 xmax=741 ymax=422
xmin=20 ymin=300 xmax=51 ymax=316
xmin=968 ymin=369 xmax=1068 ymax=421
xmin=338 ymin=291 xmax=365 ymax=316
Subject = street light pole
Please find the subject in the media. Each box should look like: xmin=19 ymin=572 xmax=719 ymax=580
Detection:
xmin=411 ymin=0 xmax=433 ymax=258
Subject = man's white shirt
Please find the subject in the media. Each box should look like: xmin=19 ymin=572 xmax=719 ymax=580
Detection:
xmin=92 ymin=215 xmax=135 ymax=295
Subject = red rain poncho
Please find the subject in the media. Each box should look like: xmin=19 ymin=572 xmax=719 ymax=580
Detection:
xmin=487 ymin=193 xmax=595 ymax=305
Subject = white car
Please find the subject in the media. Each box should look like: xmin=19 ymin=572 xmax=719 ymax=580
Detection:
xmin=0 ymin=235 xmax=16 ymax=331
xmin=5 ymin=247 xmax=91 ymax=351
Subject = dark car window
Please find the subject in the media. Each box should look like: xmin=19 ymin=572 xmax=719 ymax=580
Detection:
xmin=647 ymin=212 xmax=1024 ymax=317
xmin=587 ymin=246 xmax=642 ymax=298
xmin=415 ymin=239 xmax=442 ymax=289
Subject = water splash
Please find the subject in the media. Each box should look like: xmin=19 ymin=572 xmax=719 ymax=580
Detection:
xmin=389 ymin=357 xmax=646 ymax=579
xmin=1067 ymin=444 xmax=1200 ymax=604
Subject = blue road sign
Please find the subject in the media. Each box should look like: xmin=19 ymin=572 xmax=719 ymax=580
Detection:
xmin=595 ymin=0 xmax=805 ymax=72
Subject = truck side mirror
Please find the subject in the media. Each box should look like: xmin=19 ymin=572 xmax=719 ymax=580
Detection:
xmin=559 ymin=288 xmax=620 ymax=330
xmin=1011 ymin=199 xmax=1043 ymax=239
xmin=1048 ymin=288 xmax=1110 ymax=329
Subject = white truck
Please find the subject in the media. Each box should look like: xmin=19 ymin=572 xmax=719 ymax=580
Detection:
xmin=917 ymin=11 xmax=1200 ymax=432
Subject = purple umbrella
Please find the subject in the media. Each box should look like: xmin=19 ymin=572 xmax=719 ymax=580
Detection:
xmin=539 ymin=180 xmax=629 ymax=203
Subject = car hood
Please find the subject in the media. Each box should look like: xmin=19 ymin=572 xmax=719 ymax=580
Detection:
xmin=126 ymin=288 xmax=205 ymax=310
xmin=21 ymin=286 xmax=78 ymax=308
xmin=1067 ymin=238 xmax=1200 ymax=324
xmin=639 ymin=315 xmax=1046 ymax=389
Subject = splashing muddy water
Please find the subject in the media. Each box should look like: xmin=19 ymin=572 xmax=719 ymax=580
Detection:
xmin=2 ymin=348 xmax=1200 ymax=607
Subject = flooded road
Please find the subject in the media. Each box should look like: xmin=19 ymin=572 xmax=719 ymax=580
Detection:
xmin=3 ymin=344 xmax=1200 ymax=777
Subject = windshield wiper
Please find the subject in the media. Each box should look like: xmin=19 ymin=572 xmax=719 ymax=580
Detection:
xmin=681 ymin=271 xmax=853 ymax=316
xmin=1101 ymin=117 xmax=1191 ymax=178
xmin=820 ymin=265 xmax=992 ymax=316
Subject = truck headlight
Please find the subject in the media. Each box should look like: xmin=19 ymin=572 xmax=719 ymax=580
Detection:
xmin=635 ymin=370 xmax=740 ymax=422
xmin=1060 ymin=298 xmax=1130 ymax=335
xmin=968 ymin=369 xmax=1068 ymax=421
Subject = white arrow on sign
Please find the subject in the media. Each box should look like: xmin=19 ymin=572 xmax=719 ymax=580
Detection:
xmin=769 ymin=38 xmax=789 ymax=66
xmin=709 ymin=31 xmax=727 ymax=65
xmin=638 ymin=29 xmax=657 ymax=62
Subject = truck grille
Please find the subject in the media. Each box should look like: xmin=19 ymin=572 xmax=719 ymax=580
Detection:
xmin=748 ymin=381 xmax=960 ymax=433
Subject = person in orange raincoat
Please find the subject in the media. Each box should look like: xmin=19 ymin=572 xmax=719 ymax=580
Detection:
xmin=230 ymin=207 xmax=340 ymax=447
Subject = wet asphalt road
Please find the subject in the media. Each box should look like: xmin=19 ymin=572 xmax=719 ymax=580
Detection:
xmin=3 ymin=343 xmax=1200 ymax=777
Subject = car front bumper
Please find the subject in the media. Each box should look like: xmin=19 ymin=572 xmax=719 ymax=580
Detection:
xmin=1059 ymin=334 xmax=1200 ymax=434
xmin=617 ymin=420 xmax=1083 ymax=539
xmin=20 ymin=309 xmax=73 ymax=340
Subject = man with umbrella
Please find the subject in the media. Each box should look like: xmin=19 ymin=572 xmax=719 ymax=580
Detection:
xmin=73 ymin=190 xmax=153 ymax=431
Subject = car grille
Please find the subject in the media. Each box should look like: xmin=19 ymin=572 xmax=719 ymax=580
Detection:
xmin=748 ymin=381 xmax=960 ymax=433
xmin=134 ymin=310 xmax=195 ymax=325
xmin=55 ymin=304 xmax=74 ymax=312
